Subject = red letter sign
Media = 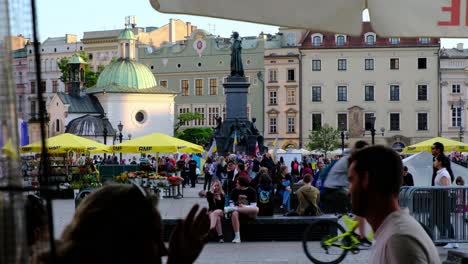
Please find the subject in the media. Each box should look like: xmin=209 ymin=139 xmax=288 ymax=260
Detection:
xmin=438 ymin=0 xmax=461 ymax=26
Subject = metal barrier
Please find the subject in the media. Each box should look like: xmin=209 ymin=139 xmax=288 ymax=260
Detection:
xmin=399 ymin=186 xmax=468 ymax=243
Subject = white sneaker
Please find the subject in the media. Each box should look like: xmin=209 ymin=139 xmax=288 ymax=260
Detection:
xmin=443 ymin=243 xmax=459 ymax=249
xmin=224 ymin=206 xmax=235 ymax=213
xmin=232 ymin=237 xmax=241 ymax=243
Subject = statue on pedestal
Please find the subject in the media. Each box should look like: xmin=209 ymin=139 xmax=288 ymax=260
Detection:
xmin=230 ymin=32 xmax=244 ymax=77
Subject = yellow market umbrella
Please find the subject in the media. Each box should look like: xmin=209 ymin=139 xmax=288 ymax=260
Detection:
xmin=20 ymin=133 xmax=111 ymax=154
xmin=112 ymin=133 xmax=204 ymax=153
xmin=2 ymin=138 xmax=18 ymax=158
xmin=403 ymin=137 xmax=468 ymax=154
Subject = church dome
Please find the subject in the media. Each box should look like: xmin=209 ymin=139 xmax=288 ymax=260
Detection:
xmin=118 ymin=28 xmax=136 ymax=40
xmin=65 ymin=115 xmax=115 ymax=137
xmin=95 ymin=58 xmax=157 ymax=90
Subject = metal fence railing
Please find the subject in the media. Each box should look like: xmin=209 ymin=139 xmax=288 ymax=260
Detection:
xmin=399 ymin=186 xmax=468 ymax=243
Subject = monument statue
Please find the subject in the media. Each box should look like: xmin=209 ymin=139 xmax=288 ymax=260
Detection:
xmin=230 ymin=32 xmax=244 ymax=77
xmin=207 ymin=31 xmax=266 ymax=156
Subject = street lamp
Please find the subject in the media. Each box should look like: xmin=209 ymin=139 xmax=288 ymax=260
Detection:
xmin=117 ymin=121 xmax=124 ymax=162
xmin=451 ymin=98 xmax=465 ymax=142
xmin=128 ymin=133 xmax=132 ymax=140
xmin=102 ymin=114 xmax=108 ymax=159
xmin=339 ymin=121 xmax=349 ymax=154
xmin=363 ymin=116 xmax=385 ymax=145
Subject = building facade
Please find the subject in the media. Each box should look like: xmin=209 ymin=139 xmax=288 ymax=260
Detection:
xmin=300 ymin=23 xmax=440 ymax=150
xmin=82 ymin=18 xmax=197 ymax=71
xmin=440 ymin=44 xmax=468 ymax=143
xmin=263 ymin=28 xmax=304 ymax=149
xmin=13 ymin=46 xmax=28 ymax=120
xmin=138 ymin=29 xmax=266 ymax=133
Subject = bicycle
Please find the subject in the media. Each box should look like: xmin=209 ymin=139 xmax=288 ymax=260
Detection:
xmin=302 ymin=214 xmax=373 ymax=264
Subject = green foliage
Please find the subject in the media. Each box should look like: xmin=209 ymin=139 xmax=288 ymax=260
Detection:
xmin=176 ymin=127 xmax=213 ymax=146
xmin=174 ymin=112 xmax=204 ymax=132
xmin=57 ymin=51 xmax=104 ymax=88
xmin=307 ymin=124 xmax=340 ymax=158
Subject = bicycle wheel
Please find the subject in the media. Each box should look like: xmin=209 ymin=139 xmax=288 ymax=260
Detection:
xmin=302 ymin=220 xmax=348 ymax=264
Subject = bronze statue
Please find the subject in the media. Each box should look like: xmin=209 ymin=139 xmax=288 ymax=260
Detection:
xmin=230 ymin=32 xmax=244 ymax=77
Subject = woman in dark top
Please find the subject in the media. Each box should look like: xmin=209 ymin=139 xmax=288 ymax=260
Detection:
xmin=402 ymin=166 xmax=414 ymax=186
xmin=257 ymin=173 xmax=274 ymax=216
xmin=206 ymin=179 xmax=225 ymax=242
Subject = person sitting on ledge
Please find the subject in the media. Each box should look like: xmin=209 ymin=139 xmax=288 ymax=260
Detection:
xmin=35 ymin=184 xmax=210 ymax=264
xmin=225 ymin=176 xmax=259 ymax=243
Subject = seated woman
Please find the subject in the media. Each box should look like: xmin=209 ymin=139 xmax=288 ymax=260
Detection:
xmin=296 ymin=174 xmax=321 ymax=216
xmin=206 ymin=179 xmax=225 ymax=243
xmin=35 ymin=184 xmax=210 ymax=264
xmin=257 ymin=173 xmax=274 ymax=216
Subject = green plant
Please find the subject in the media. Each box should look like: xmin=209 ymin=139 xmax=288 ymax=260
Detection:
xmin=307 ymin=124 xmax=340 ymax=158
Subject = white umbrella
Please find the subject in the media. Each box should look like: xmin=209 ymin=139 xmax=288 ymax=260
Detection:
xmin=151 ymin=0 xmax=468 ymax=37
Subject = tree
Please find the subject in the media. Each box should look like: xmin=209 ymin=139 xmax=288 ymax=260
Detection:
xmin=176 ymin=127 xmax=213 ymax=146
xmin=174 ymin=112 xmax=204 ymax=133
xmin=57 ymin=51 xmax=104 ymax=88
xmin=307 ymin=124 xmax=340 ymax=158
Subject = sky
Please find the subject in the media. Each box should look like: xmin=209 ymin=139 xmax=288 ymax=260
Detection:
xmin=34 ymin=0 xmax=467 ymax=48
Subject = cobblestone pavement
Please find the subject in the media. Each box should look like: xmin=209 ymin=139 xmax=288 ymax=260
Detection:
xmin=52 ymin=184 xmax=466 ymax=263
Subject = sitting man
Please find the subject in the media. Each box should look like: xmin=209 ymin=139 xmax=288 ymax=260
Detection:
xmin=296 ymin=174 xmax=321 ymax=216
xmin=225 ymin=176 xmax=259 ymax=243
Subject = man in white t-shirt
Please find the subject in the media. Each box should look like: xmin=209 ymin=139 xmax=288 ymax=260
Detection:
xmin=348 ymin=146 xmax=440 ymax=264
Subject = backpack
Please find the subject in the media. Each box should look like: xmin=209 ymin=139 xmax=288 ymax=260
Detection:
xmin=258 ymin=188 xmax=272 ymax=204
xmin=293 ymin=162 xmax=299 ymax=171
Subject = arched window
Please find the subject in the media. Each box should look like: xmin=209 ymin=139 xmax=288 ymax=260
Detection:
xmin=366 ymin=35 xmax=375 ymax=45
xmin=336 ymin=35 xmax=346 ymax=46
xmin=312 ymin=36 xmax=322 ymax=46
xmin=56 ymin=119 xmax=60 ymax=132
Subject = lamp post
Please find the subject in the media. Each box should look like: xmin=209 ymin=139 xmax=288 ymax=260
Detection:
xmin=117 ymin=121 xmax=124 ymax=162
xmin=363 ymin=116 xmax=385 ymax=145
xmin=128 ymin=133 xmax=132 ymax=140
xmin=102 ymin=115 xmax=108 ymax=159
xmin=340 ymin=121 xmax=349 ymax=154
xmin=451 ymin=98 xmax=465 ymax=142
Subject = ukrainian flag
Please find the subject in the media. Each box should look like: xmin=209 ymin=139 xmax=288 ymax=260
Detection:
xmin=233 ymin=131 xmax=238 ymax=152
xmin=207 ymin=139 xmax=217 ymax=157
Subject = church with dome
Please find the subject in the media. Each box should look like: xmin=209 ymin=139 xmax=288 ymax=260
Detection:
xmin=47 ymin=28 xmax=177 ymax=144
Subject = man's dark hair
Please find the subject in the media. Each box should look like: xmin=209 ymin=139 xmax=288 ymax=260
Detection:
xmin=354 ymin=140 xmax=369 ymax=150
xmin=238 ymin=163 xmax=245 ymax=171
xmin=348 ymin=145 xmax=403 ymax=196
xmin=403 ymin=166 xmax=408 ymax=172
xmin=303 ymin=174 xmax=312 ymax=183
xmin=238 ymin=176 xmax=250 ymax=187
xmin=433 ymin=142 xmax=444 ymax=153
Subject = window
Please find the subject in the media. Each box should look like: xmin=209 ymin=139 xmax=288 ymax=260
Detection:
xmin=312 ymin=60 xmax=321 ymax=71
xmin=390 ymin=85 xmax=400 ymax=101
xmin=287 ymin=88 xmax=296 ymax=104
xmin=419 ymin=38 xmax=430 ymax=44
xmin=417 ymin=85 xmax=428 ymax=101
xmin=366 ymin=35 xmax=375 ymax=45
xmin=418 ymin=58 xmax=427 ymax=69
xmin=337 ymin=113 xmax=347 ymax=130
xmin=209 ymin=79 xmax=217 ymax=96
xmin=135 ymin=111 xmax=146 ymax=123
xmin=222 ymin=106 xmax=226 ymax=121
xmin=52 ymin=80 xmax=58 ymax=93
xmin=365 ymin=59 xmax=374 ymax=70
xmin=364 ymin=113 xmax=375 ymax=131
xmin=287 ymin=116 xmax=296 ymax=133
xmin=390 ymin=58 xmax=399 ymax=69
xmin=452 ymin=107 xmax=462 ymax=127
xmin=287 ymin=69 xmax=295 ymax=82
xmin=389 ymin=38 xmax=400 ymax=44
xmin=181 ymin=80 xmax=189 ymax=96
xmin=337 ymin=86 xmax=347 ymax=101
xmin=269 ymin=90 xmax=277 ymax=105
xmin=417 ymin=113 xmax=428 ymax=131
xmin=336 ymin=35 xmax=346 ymax=46
xmin=269 ymin=117 xmax=277 ymax=133
xmin=312 ymin=86 xmax=321 ymax=102
xmin=338 ymin=59 xmax=347 ymax=71
xmin=40 ymin=81 xmax=46 ymax=93
xmin=390 ymin=113 xmax=400 ymax=131
xmin=56 ymin=119 xmax=60 ymax=132
xmin=365 ymin=85 xmax=374 ymax=101
xmin=88 ymin=53 xmax=93 ymax=60
xmin=208 ymin=107 xmax=220 ymax=126
xmin=312 ymin=36 xmax=322 ymax=46
xmin=30 ymin=81 xmax=36 ymax=94
xmin=452 ymin=84 xmax=461 ymax=93
xmin=159 ymin=80 xmax=168 ymax=88
xmin=178 ymin=107 xmax=190 ymax=126
xmin=268 ymin=69 xmax=277 ymax=82
xmin=311 ymin=113 xmax=322 ymax=131
xmin=195 ymin=79 xmax=203 ymax=96
xmin=286 ymin=33 xmax=296 ymax=46
xmin=193 ymin=107 xmax=205 ymax=126
xmin=30 ymin=100 xmax=36 ymax=115
xmin=18 ymin=95 xmax=23 ymax=112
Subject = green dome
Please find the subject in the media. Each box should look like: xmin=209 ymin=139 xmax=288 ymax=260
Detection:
xmin=68 ymin=53 xmax=87 ymax=64
xmin=95 ymin=59 xmax=157 ymax=90
xmin=118 ymin=29 xmax=136 ymax=40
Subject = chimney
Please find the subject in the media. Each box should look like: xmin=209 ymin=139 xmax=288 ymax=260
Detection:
xmin=186 ymin=22 xmax=192 ymax=37
xmin=169 ymin=19 xmax=176 ymax=43
xmin=457 ymin=43 xmax=464 ymax=51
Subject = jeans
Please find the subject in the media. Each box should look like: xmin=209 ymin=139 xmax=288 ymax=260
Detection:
xmin=204 ymin=174 xmax=212 ymax=191
xmin=278 ymin=189 xmax=291 ymax=210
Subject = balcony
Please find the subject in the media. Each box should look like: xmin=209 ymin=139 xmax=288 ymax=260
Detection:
xmin=28 ymin=113 xmax=50 ymax=123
